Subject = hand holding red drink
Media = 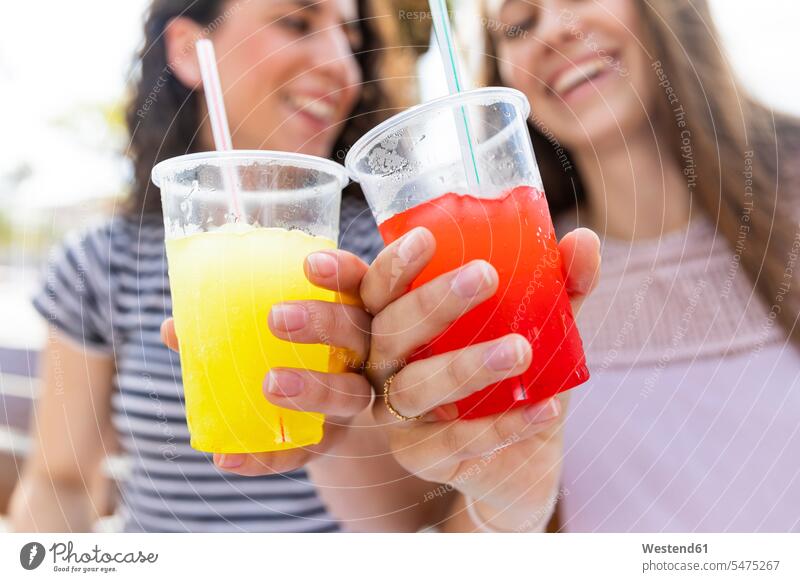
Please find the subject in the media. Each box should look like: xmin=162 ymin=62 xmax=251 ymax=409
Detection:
xmin=346 ymin=88 xmax=591 ymax=418
xmin=360 ymin=225 xmax=600 ymax=531
xmin=344 ymin=83 xmax=597 ymax=529
xmin=378 ymin=184 xmax=589 ymax=418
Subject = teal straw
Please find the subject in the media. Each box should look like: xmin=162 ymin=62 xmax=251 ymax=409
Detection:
xmin=428 ymin=0 xmax=481 ymax=192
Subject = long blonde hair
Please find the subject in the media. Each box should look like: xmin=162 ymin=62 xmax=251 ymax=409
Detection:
xmin=482 ymin=0 xmax=800 ymax=343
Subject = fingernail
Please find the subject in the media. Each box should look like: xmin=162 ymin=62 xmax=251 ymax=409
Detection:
xmin=269 ymin=304 xmax=308 ymax=332
xmin=579 ymin=227 xmax=602 ymax=259
xmin=215 ymin=453 xmax=245 ymax=468
xmin=451 ymin=261 xmax=494 ymax=298
xmin=485 ymin=337 xmax=529 ymax=371
xmin=264 ymin=370 xmax=304 ymax=397
xmin=523 ymin=398 xmax=560 ymax=424
xmin=307 ymin=252 xmax=338 ymax=278
xmin=397 ymin=228 xmax=429 ymax=263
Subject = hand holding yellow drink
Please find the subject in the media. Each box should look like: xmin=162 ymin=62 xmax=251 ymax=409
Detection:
xmin=152 ymin=151 xmax=349 ymax=453
xmin=167 ymin=225 xmax=338 ymax=453
xmin=151 ymin=41 xmax=351 ymax=454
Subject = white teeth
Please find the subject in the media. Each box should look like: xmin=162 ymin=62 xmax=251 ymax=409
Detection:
xmin=552 ymin=58 xmax=607 ymax=96
xmin=287 ymin=95 xmax=336 ymax=122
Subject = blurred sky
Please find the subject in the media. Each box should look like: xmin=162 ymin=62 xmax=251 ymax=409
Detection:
xmin=0 ymin=0 xmax=150 ymax=212
xmin=0 ymin=0 xmax=797 ymax=212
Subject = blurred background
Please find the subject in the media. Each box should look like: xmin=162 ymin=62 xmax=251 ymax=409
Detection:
xmin=0 ymin=0 xmax=797 ymax=528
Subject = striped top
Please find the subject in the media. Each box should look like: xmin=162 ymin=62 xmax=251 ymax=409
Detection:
xmin=32 ymin=191 xmax=384 ymax=533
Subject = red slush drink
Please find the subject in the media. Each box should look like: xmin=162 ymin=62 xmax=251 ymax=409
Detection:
xmin=378 ymin=185 xmax=589 ymax=419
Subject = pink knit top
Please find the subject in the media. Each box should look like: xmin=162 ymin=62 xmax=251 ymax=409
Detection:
xmin=558 ymin=214 xmax=800 ymax=532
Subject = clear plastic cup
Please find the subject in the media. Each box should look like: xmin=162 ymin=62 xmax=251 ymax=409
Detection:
xmin=152 ymin=151 xmax=349 ymax=453
xmin=346 ymin=87 xmax=589 ymax=419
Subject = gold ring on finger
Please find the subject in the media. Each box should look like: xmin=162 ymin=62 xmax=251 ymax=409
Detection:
xmin=383 ymin=372 xmax=423 ymax=422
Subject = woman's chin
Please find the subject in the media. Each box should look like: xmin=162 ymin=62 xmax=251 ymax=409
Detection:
xmin=256 ymin=136 xmax=334 ymax=158
xmin=546 ymin=94 xmax=647 ymax=151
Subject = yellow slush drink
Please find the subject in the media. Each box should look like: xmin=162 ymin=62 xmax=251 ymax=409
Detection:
xmin=166 ymin=225 xmax=344 ymax=453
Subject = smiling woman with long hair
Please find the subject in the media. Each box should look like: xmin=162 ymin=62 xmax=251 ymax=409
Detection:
xmin=481 ymin=0 xmax=800 ymax=531
xmin=9 ymin=0 xmax=431 ymax=533
xmin=9 ymin=0 xmax=605 ymax=536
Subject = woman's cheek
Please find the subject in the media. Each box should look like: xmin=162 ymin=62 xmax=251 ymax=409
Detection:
xmin=497 ymin=47 xmax=518 ymax=89
xmin=344 ymin=63 xmax=362 ymax=111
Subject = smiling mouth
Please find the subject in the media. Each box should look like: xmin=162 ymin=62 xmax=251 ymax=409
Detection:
xmin=549 ymin=55 xmax=617 ymax=98
xmin=284 ymin=94 xmax=338 ymax=128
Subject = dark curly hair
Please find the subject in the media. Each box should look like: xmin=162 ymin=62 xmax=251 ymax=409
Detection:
xmin=125 ymin=0 xmax=415 ymax=217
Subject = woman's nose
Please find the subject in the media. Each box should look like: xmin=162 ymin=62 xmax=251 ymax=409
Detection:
xmin=535 ymin=3 xmax=576 ymax=52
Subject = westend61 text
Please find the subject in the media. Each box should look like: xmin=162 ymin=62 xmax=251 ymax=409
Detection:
xmin=642 ymin=543 xmax=708 ymax=554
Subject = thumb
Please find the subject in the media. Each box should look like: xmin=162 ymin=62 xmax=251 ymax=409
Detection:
xmin=558 ymin=228 xmax=601 ymax=314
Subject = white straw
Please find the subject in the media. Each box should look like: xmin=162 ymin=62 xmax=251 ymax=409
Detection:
xmin=429 ymin=0 xmax=481 ymax=194
xmin=196 ymin=39 xmax=242 ymax=220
